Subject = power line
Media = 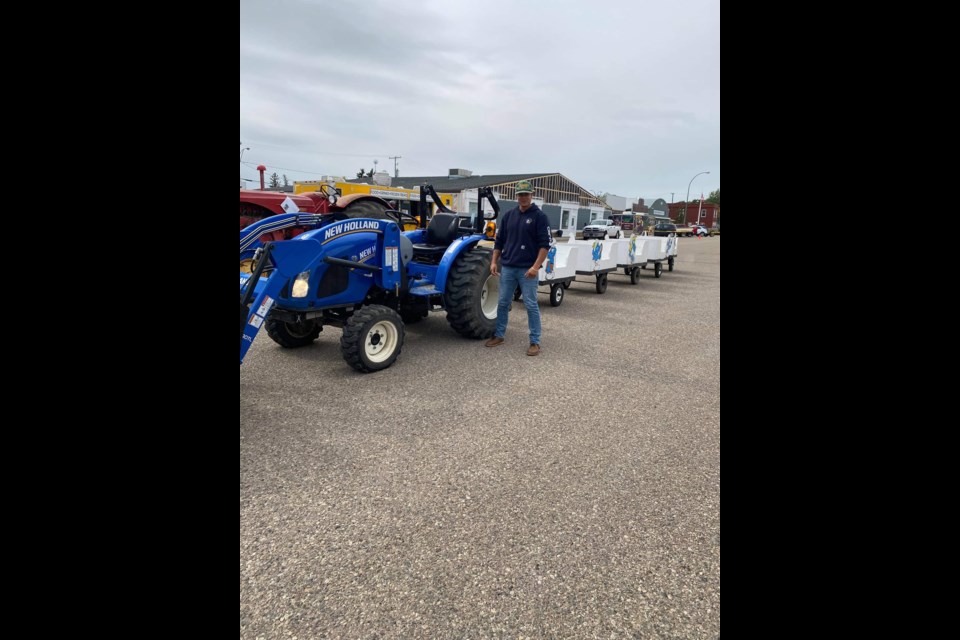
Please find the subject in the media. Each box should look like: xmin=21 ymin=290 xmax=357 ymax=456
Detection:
xmin=241 ymin=160 xmax=403 ymax=177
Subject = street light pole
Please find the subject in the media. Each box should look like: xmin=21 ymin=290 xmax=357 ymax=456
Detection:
xmin=685 ymin=171 xmax=710 ymax=224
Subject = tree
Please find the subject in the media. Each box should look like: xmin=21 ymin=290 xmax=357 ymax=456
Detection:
xmin=282 ymin=174 xmax=289 ymax=187
xmin=706 ymin=189 xmax=720 ymax=206
xmin=268 ymin=172 xmax=281 ymax=189
xmin=356 ymin=168 xmax=375 ymax=179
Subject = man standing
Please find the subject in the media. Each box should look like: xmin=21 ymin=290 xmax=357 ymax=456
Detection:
xmin=485 ymin=180 xmax=551 ymax=356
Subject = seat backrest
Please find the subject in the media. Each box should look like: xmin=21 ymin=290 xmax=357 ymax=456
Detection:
xmin=425 ymin=213 xmax=461 ymax=246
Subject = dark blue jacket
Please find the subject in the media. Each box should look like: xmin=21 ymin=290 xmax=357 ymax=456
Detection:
xmin=495 ymin=204 xmax=551 ymax=268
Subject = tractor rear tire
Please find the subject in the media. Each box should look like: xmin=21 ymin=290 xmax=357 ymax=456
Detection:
xmin=341 ymin=305 xmax=404 ymax=373
xmin=342 ymin=200 xmax=391 ymax=220
xmin=265 ymin=318 xmax=322 ymax=348
xmin=445 ymin=249 xmax=498 ymax=339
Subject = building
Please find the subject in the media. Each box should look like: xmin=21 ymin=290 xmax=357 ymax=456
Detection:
xmin=357 ymin=169 xmax=612 ymax=232
xmin=604 ymin=194 xmax=639 ymax=212
xmin=669 ymin=201 xmax=720 ymax=229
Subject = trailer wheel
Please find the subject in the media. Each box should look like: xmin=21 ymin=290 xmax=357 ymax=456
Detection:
xmin=342 ymin=200 xmax=391 ymax=220
xmin=513 ymin=287 xmax=522 ymax=302
xmin=596 ymin=273 xmax=608 ymax=294
xmin=655 ymin=263 xmax=663 ymax=278
xmin=445 ymin=249 xmax=498 ymax=339
xmin=630 ymin=266 xmax=640 ymax=285
xmin=341 ymin=305 xmax=404 ymax=372
xmin=265 ymin=318 xmax=322 ymax=348
xmin=550 ymin=283 xmax=565 ymax=307
xmin=668 ymin=257 xmax=675 ymax=272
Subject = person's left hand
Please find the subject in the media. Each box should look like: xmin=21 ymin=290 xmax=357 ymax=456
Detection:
xmin=525 ymin=267 xmax=539 ymax=279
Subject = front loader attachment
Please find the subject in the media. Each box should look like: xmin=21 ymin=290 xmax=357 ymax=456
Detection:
xmin=239 ymin=219 xmax=404 ymax=366
xmin=240 ymin=239 xmax=321 ymax=365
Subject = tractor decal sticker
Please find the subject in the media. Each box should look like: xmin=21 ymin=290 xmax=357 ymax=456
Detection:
xmin=384 ymin=247 xmax=398 ymax=272
xmin=629 ymin=237 xmax=637 ymax=262
xmin=545 ymin=245 xmax=557 ymax=279
xmin=248 ymin=314 xmax=264 ymax=329
xmin=256 ymin=296 xmax=275 ymax=318
xmin=592 ymin=240 xmax=603 ymax=267
xmin=322 ymin=220 xmax=383 ymax=243
xmin=666 ymin=237 xmax=676 ymax=254
xmin=358 ymin=246 xmax=376 ymax=263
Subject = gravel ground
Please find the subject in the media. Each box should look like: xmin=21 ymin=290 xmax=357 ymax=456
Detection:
xmin=241 ymin=236 xmax=721 ymax=639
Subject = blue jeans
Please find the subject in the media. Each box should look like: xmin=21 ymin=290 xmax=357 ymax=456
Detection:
xmin=495 ymin=265 xmax=542 ymax=345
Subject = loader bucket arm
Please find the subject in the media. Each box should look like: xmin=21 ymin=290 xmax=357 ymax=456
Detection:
xmin=240 ymin=213 xmax=326 ymax=256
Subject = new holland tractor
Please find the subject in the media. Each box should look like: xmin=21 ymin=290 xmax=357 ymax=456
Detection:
xmin=240 ymin=186 xmax=500 ymax=373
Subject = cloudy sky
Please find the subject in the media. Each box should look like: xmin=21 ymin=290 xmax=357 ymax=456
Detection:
xmin=240 ymin=0 xmax=719 ymax=202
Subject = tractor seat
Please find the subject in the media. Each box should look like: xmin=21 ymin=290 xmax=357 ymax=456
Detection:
xmin=412 ymin=213 xmax=461 ymax=256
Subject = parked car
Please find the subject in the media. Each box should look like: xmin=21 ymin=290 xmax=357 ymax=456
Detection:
xmin=653 ymin=222 xmax=678 ymax=236
xmin=691 ymin=224 xmax=712 ymax=237
xmin=582 ymin=220 xmax=623 ymax=239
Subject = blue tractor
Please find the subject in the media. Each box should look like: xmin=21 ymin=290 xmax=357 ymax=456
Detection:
xmin=240 ymin=186 xmax=501 ymax=372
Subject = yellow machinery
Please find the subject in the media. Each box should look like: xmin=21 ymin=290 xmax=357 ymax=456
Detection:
xmin=296 ymin=180 xmax=456 ymax=230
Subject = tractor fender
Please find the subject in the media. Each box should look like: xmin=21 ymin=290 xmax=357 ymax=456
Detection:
xmin=435 ymin=235 xmax=486 ymax=293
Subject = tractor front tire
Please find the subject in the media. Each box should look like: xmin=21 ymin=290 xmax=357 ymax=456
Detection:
xmin=341 ymin=305 xmax=404 ymax=373
xmin=265 ymin=318 xmax=322 ymax=348
xmin=445 ymin=249 xmax=498 ymax=339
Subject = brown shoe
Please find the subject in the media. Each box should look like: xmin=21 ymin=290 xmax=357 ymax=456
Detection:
xmin=526 ymin=344 xmax=541 ymax=356
xmin=485 ymin=337 xmax=505 ymax=347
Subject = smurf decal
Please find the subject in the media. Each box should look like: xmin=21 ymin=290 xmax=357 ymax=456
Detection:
xmin=545 ymin=245 xmax=557 ymax=278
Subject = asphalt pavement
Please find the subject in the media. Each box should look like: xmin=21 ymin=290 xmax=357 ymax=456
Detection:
xmin=241 ymin=236 xmax=721 ymax=639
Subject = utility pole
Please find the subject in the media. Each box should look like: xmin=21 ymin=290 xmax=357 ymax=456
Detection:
xmin=389 ymin=156 xmax=402 ymax=178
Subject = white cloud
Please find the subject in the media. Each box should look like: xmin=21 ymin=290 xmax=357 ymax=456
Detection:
xmin=240 ymin=0 xmax=720 ymax=199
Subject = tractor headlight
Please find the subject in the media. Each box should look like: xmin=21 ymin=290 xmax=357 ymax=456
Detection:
xmin=291 ymin=271 xmax=311 ymax=298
